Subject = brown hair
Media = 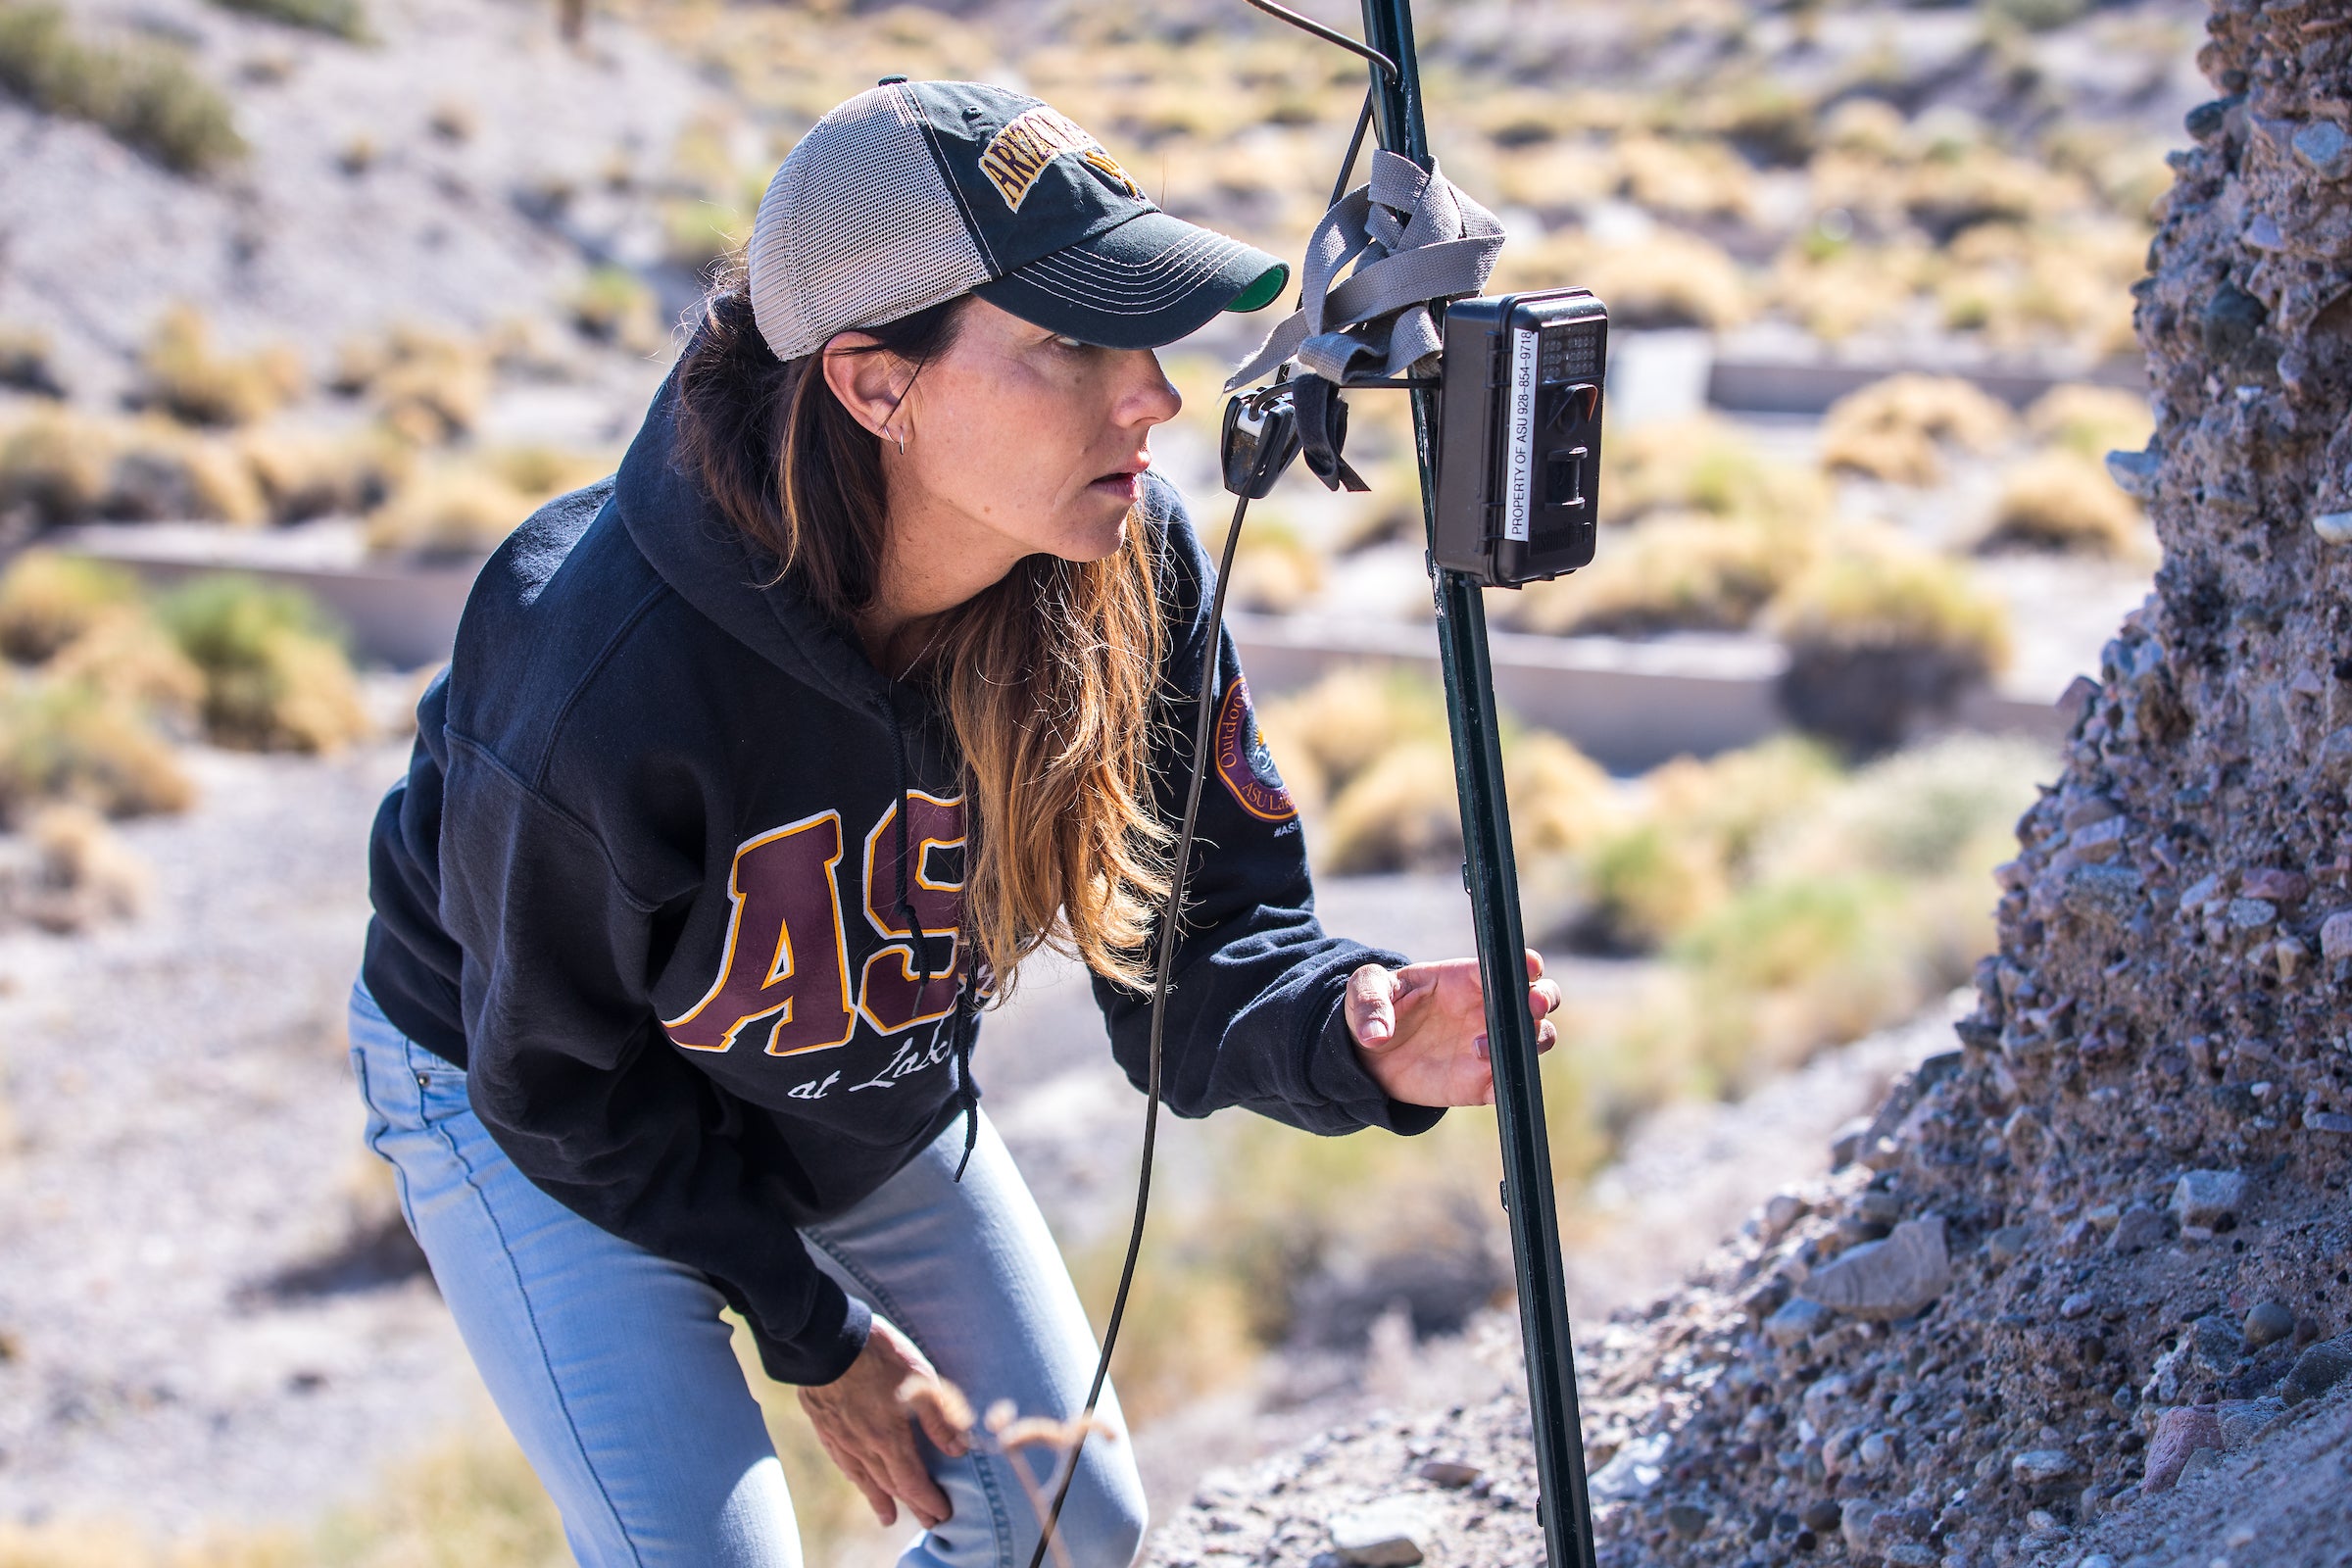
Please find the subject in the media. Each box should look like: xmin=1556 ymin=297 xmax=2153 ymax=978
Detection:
xmin=672 ymin=274 xmax=1169 ymax=993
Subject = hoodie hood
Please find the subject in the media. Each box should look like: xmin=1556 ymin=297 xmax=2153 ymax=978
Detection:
xmin=614 ymin=370 xmax=891 ymax=715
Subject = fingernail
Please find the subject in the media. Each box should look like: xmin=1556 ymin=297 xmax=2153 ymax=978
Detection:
xmin=1473 ymin=1034 xmax=1490 ymax=1059
xmin=1362 ymin=1018 xmax=1390 ymax=1043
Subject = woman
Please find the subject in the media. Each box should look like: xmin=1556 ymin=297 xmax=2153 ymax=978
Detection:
xmin=354 ymin=78 xmax=1559 ymax=1568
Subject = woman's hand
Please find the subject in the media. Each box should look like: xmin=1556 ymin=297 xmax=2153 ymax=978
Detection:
xmin=798 ymin=1315 xmax=971 ymax=1529
xmin=1344 ymin=950 xmax=1561 ymax=1107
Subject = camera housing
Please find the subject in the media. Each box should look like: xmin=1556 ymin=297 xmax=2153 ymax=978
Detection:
xmin=1430 ymin=287 xmax=1609 ymax=587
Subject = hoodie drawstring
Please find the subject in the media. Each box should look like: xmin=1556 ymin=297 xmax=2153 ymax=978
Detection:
xmin=879 ymin=692 xmax=981 ymax=1180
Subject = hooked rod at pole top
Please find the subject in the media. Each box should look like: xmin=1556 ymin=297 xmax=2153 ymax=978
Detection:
xmin=1239 ymin=0 xmax=1398 ymax=82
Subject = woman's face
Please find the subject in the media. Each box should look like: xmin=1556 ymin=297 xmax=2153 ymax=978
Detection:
xmin=833 ymin=298 xmax=1184 ymax=571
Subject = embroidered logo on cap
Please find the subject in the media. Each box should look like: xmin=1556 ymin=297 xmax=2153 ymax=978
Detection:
xmin=977 ymin=105 xmax=1144 ymax=212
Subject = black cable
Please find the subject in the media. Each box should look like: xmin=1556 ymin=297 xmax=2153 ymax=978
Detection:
xmin=1240 ymin=0 xmax=1397 ymax=81
xmin=1024 ymin=487 xmax=1253 ymax=1568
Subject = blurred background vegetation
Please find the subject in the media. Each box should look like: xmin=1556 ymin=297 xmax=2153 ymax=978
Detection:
xmin=0 ymin=0 xmax=2205 ymax=1559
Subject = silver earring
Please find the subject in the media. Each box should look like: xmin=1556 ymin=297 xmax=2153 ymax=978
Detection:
xmin=884 ymin=426 xmax=906 ymax=455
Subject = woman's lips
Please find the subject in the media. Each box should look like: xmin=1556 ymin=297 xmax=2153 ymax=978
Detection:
xmin=1090 ymin=470 xmax=1143 ymax=502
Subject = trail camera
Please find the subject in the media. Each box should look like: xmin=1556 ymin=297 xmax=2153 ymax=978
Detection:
xmin=1431 ymin=287 xmax=1609 ymax=587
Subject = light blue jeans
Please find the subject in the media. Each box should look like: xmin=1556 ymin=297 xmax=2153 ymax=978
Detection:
xmin=348 ymin=983 xmax=1146 ymax=1568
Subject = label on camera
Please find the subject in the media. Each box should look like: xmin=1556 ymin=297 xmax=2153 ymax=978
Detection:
xmin=1503 ymin=324 xmax=1539 ymax=542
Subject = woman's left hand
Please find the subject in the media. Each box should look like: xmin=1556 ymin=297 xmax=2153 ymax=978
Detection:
xmin=1344 ymin=950 xmax=1561 ymax=1108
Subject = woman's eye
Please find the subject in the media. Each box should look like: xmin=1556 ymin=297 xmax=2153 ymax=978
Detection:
xmin=1051 ymin=334 xmax=1089 ymax=351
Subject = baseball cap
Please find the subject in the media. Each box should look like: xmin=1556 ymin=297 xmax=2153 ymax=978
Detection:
xmin=746 ymin=78 xmax=1290 ymax=362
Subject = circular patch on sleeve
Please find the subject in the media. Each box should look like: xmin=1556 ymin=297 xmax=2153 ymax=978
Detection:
xmin=1213 ymin=677 xmax=1298 ymax=822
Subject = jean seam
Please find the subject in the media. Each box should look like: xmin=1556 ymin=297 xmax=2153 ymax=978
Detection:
xmin=800 ymin=1224 xmax=1019 ymax=1566
xmin=410 ymin=1047 xmax=648 ymax=1568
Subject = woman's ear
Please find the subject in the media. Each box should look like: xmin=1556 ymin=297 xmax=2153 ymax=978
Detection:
xmin=819 ymin=333 xmax=912 ymax=441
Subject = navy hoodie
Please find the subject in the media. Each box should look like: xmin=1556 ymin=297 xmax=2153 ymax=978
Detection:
xmin=361 ymin=375 xmax=1439 ymax=1386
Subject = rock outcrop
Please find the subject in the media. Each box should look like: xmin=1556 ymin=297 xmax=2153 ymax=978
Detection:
xmin=1146 ymin=3 xmax=2352 ymax=1565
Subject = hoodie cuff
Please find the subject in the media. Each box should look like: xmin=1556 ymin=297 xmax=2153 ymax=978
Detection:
xmin=1308 ymin=966 xmax=1446 ymax=1137
xmin=750 ymin=1277 xmax=872 ymax=1387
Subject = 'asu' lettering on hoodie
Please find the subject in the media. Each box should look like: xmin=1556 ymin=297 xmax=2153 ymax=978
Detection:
xmin=361 ymin=373 xmax=1438 ymax=1387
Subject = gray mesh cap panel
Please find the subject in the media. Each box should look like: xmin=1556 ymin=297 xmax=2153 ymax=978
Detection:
xmin=746 ymin=84 xmax=992 ymax=364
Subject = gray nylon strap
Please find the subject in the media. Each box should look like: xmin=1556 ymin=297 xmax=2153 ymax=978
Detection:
xmin=1225 ymin=149 xmax=1504 ymax=392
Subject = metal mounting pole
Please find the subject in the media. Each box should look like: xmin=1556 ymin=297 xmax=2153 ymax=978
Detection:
xmin=1353 ymin=4 xmax=1597 ymax=1563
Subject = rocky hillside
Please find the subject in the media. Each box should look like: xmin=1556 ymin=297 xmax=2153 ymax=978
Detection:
xmin=1146 ymin=3 xmax=2352 ymax=1564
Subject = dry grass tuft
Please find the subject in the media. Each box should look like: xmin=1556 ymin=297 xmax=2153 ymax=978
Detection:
xmin=137 ymin=305 xmax=304 ymax=428
xmin=238 ymin=428 xmax=411 ymax=522
xmin=2024 ymin=383 xmax=2152 ymax=461
xmin=1226 ymin=518 xmax=1324 ymax=613
xmin=569 ymin=268 xmax=665 ymax=355
xmin=0 ymin=322 xmax=62 ymax=396
xmin=1980 ymin=451 xmax=2151 ymax=559
xmin=1818 ymin=373 xmax=2015 ymax=485
xmin=0 ymin=409 xmax=115 ymax=527
xmin=1504 ymin=510 xmax=1799 ymax=638
xmin=0 ymin=2 xmax=246 ymax=174
xmin=1321 ymin=741 xmax=1461 ymax=874
xmin=157 ymin=576 xmax=368 ymax=753
xmin=1766 ymin=532 xmax=2012 ymax=753
xmin=365 ymin=467 xmax=535 ymax=562
xmin=49 ymin=607 xmax=206 ymax=721
xmin=1258 ymin=666 xmax=1448 ymax=820
xmin=0 ymin=682 xmax=193 ymax=824
xmin=209 ymin=0 xmax=369 ymax=40
xmin=354 ymin=327 xmax=493 ymax=446
xmin=0 ymin=551 xmax=140 ymax=663
xmin=0 ymin=803 xmax=150 ymax=932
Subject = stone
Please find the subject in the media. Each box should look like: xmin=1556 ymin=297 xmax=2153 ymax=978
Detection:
xmin=1986 ymin=1224 xmax=2032 ymax=1264
xmin=2079 ymin=1555 xmax=2120 ymax=1568
xmin=1763 ymin=1297 xmax=1833 ymax=1348
xmin=2141 ymin=1405 xmax=2222 ymax=1493
xmin=1761 ymin=1193 xmax=1809 ymax=1242
xmin=1839 ymin=1500 xmax=1882 ymax=1555
xmin=2061 ymin=1291 xmax=2097 ymax=1320
xmin=1830 ymin=1116 xmax=1874 ymax=1169
xmin=2012 ymin=1448 xmax=2080 ymax=1488
xmin=2227 ymin=897 xmax=2278 ymax=932
xmin=2292 ymin=120 xmax=2352 ymax=180
xmin=1664 ymin=1502 xmax=1709 ymax=1542
xmin=2317 ymin=511 xmax=2352 ymax=547
xmin=2216 ymin=1396 xmax=2284 ymax=1449
xmin=2070 ymin=816 xmax=2129 ymax=860
xmin=1857 ymin=1431 xmax=1893 ymax=1468
xmin=1588 ymin=1430 xmax=1668 ymax=1501
xmin=2105 ymin=447 xmax=2158 ymax=498
xmin=1326 ymin=1498 xmax=1431 ymax=1566
xmin=1798 ymin=1215 xmax=1950 ymax=1321
xmin=2170 ymin=1169 xmax=2247 ymax=1230
xmin=2306 ymin=1107 xmax=2352 ymax=1135
xmin=2321 ymin=909 xmax=2352 ymax=961
xmin=2244 ymin=1301 xmax=2295 ymax=1348
xmin=2190 ymin=1311 xmax=2244 ymax=1375
xmin=1799 ymin=1498 xmax=1841 ymax=1533
xmin=2238 ymin=867 xmax=2309 ymax=903
xmin=2280 ymin=1334 xmax=2352 ymax=1406
xmin=2109 ymin=1205 xmax=2169 ymax=1253
xmin=1416 ymin=1458 xmax=1479 ymax=1488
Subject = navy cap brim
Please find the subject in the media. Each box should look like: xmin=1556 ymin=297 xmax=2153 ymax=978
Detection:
xmin=973 ymin=208 xmax=1289 ymax=351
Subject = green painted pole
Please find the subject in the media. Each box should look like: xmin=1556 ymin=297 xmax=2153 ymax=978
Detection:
xmin=1353 ymin=4 xmax=1598 ymax=1563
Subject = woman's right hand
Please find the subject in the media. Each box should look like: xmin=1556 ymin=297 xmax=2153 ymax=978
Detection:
xmin=797 ymin=1315 xmax=970 ymax=1529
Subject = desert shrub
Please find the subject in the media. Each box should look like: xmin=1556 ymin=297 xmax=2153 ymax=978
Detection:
xmin=156 ymin=575 xmax=368 ymax=752
xmin=1503 ymin=511 xmax=1797 ymax=637
xmin=1505 ymin=730 xmax=1620 ymax=858
xmin=570 ymin=267 xmax=664 ymax=353
xmin=49 ymin=608 xmax=205 ymax=721
xmin=366 ymin=468 xmax=534 ymax=562
xmin=1614 ymin=133 xmax=1754 ymax=220
xmin=238 ymin=428 xmax=411 ymax=522
xmin=1259 ymin=666 xmax=1449 ymax=817
xmin=478 ymin=446 xmax=614 ymax=503
xmin=105 ymin=416 xmax=268 ymax=523
xmin=1564 ymin=232 xmax=1752 ymax=331
xmin=1321 ymin=741 xmax=1460 ymax=874
xmin=0 ymin=803 xmax=150 ymax=932
xmin=2025 ymin=382 xmax=2152 ymax=460
xmin=1575 ymin=819 xmax=1730 ymax=954
xmin=1768 ymin=242 xmax=1931 ymax=342
xmin=0 ymin=3 xmax=245 ymax=173
xmin=0 ymin=551 xmax=138 ymax=662
xmin=1818 ymin=373 xmax=2014 ymax=485
xmin=137 ymin=305 xmax=304 ymax=427
xmin=1980 ymin=451 xmax=2150 ymax=558
xmin=209 ymin=0 xmax=369 ymax=39
xmin=336 ymin=326 xmax=493 ymax=445
xmin=1227 ymin=517 xmax=1323 ymax=613
xmin=0 ymin=682 xmax=192 ymax=824
xmin=0 ymin=323 xmax=61 ymax=396
xmin=0 ymin=409 xmax=112 ymax=526
xmin=1766 ymin=534 xmax=2012 ymax=754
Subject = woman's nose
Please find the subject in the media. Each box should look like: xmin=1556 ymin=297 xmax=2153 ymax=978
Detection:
xmin=1117 ymin=349 xmax=1182 ymax=428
